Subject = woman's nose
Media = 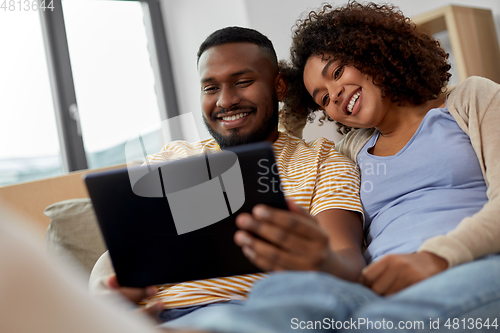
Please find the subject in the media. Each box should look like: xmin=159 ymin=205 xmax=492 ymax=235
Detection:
xmin=332 ymin=85 xmax=344 ymax=104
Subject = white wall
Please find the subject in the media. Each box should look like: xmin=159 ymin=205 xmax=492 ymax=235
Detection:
xmin=160 ymin=0 xmax=251 ymax=140
xmin=160 ymin=0 xmax=500 ymax=143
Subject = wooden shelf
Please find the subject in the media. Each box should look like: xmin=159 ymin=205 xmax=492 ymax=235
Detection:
xmin=412 ymin=5 xmax=500 ymax=84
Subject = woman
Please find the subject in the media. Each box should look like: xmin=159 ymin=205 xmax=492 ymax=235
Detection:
xmin=225 ymin=2 xmax=500 ymax=331
xmin=277 ymin=0 xmax=500 ymax=295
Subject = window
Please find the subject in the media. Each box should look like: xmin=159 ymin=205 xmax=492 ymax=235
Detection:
xmin=0 ymin=0 xmax=180 ymax=186
xmin=61 ymin=0 xmax=164 ymax=168
xmin=0 ymin=10 xmax=63 ymax=186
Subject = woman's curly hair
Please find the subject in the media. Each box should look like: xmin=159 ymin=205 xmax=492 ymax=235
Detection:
xmin=281 ymin=1 xmax=451 ymax=135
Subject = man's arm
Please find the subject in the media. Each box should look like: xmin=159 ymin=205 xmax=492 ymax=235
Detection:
xmin=234 ymin=199 xmax=365 ymax=282
xmin=89 ymin=251 xmax=164 ymax=319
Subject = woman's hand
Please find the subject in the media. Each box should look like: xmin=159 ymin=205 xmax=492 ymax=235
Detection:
xmin=234 ymin=199 xmax=335 ymax=273
xmin=360 ymin=251 xmax=449 ymax=295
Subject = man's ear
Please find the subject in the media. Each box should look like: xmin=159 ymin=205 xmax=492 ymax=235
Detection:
xmin=274 ymin=73 xmax=288 ymax=102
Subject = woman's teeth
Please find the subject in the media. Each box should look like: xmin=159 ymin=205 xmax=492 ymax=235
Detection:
xmin=347 ymin=91 xmax=361 ymax=114
xmin=222 ymin=112 xmax=249 ymax=121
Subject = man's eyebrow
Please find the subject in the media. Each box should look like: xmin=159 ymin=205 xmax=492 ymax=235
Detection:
xmin=231 ymin=68 xmax=255 ymax=77
xmin=201 ymin=77 xmax=215 ymax=84
xmin=201 ymin=68 xmax=255 ymax=84
xmin=312 ymin=61 xmax=335 ymax=103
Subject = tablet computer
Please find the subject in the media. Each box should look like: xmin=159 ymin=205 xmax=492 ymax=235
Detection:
xmin=84 ymin=142 xmax=287 ymax=287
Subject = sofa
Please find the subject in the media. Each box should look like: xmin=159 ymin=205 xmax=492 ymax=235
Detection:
xmin=0 ymin=166 xmax=121 ymax=279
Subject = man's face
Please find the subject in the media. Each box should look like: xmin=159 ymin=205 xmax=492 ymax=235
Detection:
xmin=198 ymin=43 xmax=285 ymax=148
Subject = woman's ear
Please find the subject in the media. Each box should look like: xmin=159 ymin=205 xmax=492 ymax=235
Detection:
xmin=275 ymin=73 xmax=288 ymax=102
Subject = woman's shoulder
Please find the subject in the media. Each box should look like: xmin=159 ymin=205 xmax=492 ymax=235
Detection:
xmin=335 ymin=128 xmax=376 ymax=163
xmin=448 ymin=76 xmax=500 ymax=102
xmin=447 ymin=76 xmax=500 ymax=122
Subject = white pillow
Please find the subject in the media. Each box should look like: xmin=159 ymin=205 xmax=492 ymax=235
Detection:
xmin=45 ymin=198 xmax=106 ymax=279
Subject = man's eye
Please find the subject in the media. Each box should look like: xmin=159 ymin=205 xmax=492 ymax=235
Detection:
xmin=203 ymin=86 xmax=218 ymax=94
xmin=236 ymin=80 xmax=253 ymax=87
xmin=322 ymin=94 xmax=330 ymax=107
xmin=334 ymin=66 xmax=344 ymax=80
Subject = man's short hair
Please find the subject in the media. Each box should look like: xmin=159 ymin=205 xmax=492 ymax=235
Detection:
xmin=197 ymin=26 xmax=278 ymax=70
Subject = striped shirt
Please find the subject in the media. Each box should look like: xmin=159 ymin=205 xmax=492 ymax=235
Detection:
xmin=141 ymin=131 xmax=362 ymax=309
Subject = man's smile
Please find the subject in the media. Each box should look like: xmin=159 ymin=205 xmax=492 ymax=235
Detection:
xmin=211 ymin=107 xmax=256 ymax=130
xmin=217 ymin=111 xmax=254 ymax=129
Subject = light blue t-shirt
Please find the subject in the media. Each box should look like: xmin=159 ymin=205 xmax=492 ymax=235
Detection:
xmin=358 ymin=106 xmax=488 ymax=264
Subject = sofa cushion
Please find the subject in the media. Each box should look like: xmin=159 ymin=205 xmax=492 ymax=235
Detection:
xmin=45 ymin=198 xmax=106 ymax=278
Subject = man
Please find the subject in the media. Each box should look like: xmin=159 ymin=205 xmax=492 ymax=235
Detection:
xmin=90 ymin=26 xmax=365 ymax=325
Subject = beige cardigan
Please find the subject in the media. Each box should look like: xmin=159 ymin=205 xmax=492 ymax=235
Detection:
xmin=336 ymin=76 xmax=500 ymax=268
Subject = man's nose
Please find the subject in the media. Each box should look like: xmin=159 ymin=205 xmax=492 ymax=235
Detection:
xmin=216 ymin=87 xmax=241 ymax=109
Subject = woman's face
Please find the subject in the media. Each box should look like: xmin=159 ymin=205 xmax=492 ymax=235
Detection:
xmin=303 ymin=54 xmax=392 ymax=129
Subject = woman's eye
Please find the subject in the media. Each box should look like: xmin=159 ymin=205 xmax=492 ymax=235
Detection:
xmin=322 ymin=94 xmax=330 ymax=107
xmin=334 ymin=66 xmax=344 ymax=80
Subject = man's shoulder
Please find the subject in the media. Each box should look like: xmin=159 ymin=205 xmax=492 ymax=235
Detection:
xmin=275 ymin=132 xmax=356 ymax=167
xmin=148 ymin=138 xmax=217 ymax=163
xmin=165 ymin=138 xmax=217 ymax=152
xmin=276 ymin=131 xmax=334 ymax=150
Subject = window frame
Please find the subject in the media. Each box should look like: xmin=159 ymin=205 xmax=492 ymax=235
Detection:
xmin=38 ymin=0 xmax=179 ymax=172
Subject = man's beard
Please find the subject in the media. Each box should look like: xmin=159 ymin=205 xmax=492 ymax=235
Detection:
xmin=203 ymin=95 xmax=279 ymax=149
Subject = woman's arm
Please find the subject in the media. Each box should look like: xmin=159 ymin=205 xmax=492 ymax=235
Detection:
xmin=360 ymin=77 xmax=500 ymax=295
xmin=418 ymin=77 xmax=500 ymax=267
